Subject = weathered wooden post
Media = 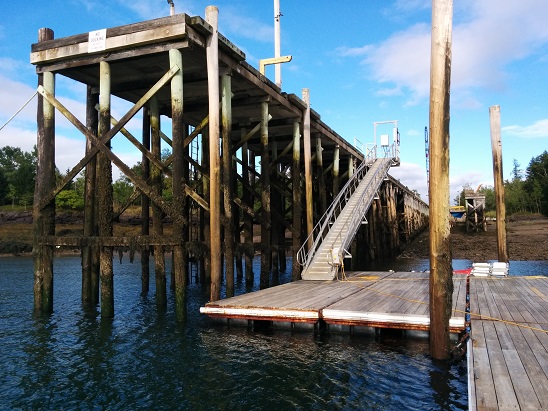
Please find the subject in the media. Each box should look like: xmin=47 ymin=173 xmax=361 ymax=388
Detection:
xmin=200 ymin=129 xmax=211 ymax=286
xmin=97 ymin=60 xmax=114 ymax=318
xmin=141 ymin=108 xmax=151 ymax=295
xmin=333 ymin=145 xmax=340 ymax=198
xmin=206 ymin=6 xmax=222 ymax=301
xmin=302 ymin=89 xmax=313 ymax=249
xmin=316 ymin=136 xmax=327 ymax=214
xmin=150 ymin=96 xmax=166 ymax=308
xmin=221 ymin=72 xmax=235 ymax=297
xmin=242 ymin=141 xmax=254 ymax=285
xmin=429 ymin=0 xmax=454 ymax=360
xmin=170 ymin=48 xmax=187 ymax=320
xmin=292 ymin=120 xmax=302 ymax=281
xmin=33 ymin=28 xmax=56 ymax=314
xmin=83 ymin=85 xmax=98 ymax=306
xmin=260 ymin=100 xmax=272 ymax=289
xmin=490 ymin=105 xmax=509 ymax=263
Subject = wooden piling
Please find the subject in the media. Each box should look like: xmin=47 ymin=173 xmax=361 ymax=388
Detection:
xmin=33 ymin=27 xmax=55 ymax=314
xmin=292 ymin=121 xmax=302 ymax=281
xmin=302 ymin=89 xmax=313 ymax=248
xmin=150 ymin=96 xmax=166 ymax=308
xmin=333 ymin=145 xmax=340 ymax=198
xmin=242 ymin=141 xmax=254 ymax=286
xmin=141 ymin=108 xmax=151 ymax=295
xmin=82 ymin=85 xmax=97 ymax=307
xmin=206 ymin=6 xmax=222 ymax=301
xmin=170 ymin=48 xmax=187 ymax=320
xmin=428 ymin=0 xmax=453 ymax=360
xmin=260 ymin=100 xmax=272 ymax=289
xmin=316 ymin=136 xmax=327 ymax=215
xmin=489 ymin=105 xmax=509 ymax=263
xmin=221 ymin=73 xmax=235 ymax=297
xmin=97 ymin=61 xmax=114 ymax=318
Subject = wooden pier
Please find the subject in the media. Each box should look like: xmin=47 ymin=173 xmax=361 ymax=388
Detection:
xmin=201 ymin=273 xmax=548 ymax=410
xmin=30 ymin=8 xmax=428 ymax=318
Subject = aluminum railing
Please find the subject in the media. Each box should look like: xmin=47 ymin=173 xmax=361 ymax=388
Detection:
xmin=297 ymin=142 xmax=396 ymax=273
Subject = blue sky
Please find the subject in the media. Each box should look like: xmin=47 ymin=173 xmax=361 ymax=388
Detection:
xmin=1 ymin=0 xmax=548 ymax=202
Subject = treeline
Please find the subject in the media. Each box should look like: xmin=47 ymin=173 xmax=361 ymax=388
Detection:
xmin=455 ymin=151 xmax=548 ymax=216
xmin=0 ymin=145 xmax=145 ymax=210
xmin=3 ymin=145 xmax=547 ymax=217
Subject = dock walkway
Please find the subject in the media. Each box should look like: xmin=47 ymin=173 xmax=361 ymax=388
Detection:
xmin=201 ymin=273 xmax=548 ymax=410
xmin=468 ymin=276 xmax=548 ymax=411
xmin=201 ymin=271 xmax=466 ymax=332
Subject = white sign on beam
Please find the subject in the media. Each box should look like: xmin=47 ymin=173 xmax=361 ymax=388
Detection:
xmin=88 ymin=29 xmax=107 ymax=53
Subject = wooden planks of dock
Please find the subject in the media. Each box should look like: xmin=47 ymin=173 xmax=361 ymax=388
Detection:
xmin=200 ymin=272 xmax=548 ymax=410
xmin=200 ymin=271 xmax=466 ymax=332
xmin=468 ymin=276 xmax=548 ymax=411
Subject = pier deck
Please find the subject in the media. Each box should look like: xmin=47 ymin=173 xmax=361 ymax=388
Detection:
xmin=468 ymin=276 xmax=548 ymax=411
xmin=200 ymin=271 xmax=467 ymax=332
xmin=201 ymin=272 xmax=548 ymax=410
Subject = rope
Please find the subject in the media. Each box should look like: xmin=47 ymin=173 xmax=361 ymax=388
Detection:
xmin=0 ymin=91 xmax=38 ymax=132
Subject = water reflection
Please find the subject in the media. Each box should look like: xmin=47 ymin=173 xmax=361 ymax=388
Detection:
xmin=0 ymin=255 xmax=476 ymax=410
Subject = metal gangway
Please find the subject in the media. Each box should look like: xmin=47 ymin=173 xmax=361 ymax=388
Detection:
xmin=297 ymin=129 xmax=399 ymax=281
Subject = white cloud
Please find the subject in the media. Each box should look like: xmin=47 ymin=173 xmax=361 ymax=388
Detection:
xmin=336 ymin=0 xmax=548 ymax=106
xmin=502 ymin=119 xmax=548 ymax=139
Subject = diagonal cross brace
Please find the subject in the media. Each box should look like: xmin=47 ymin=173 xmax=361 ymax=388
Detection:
xmin=36 ymin=65 xmax=182 ymax=223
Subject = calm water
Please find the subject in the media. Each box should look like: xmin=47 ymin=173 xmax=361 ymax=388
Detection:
xmin=7 ymin=255 xmax=544 ymax=410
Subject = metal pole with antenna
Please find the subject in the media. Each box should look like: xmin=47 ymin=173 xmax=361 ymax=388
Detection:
xmin=274 ymin=0 xmax=282 ymax=87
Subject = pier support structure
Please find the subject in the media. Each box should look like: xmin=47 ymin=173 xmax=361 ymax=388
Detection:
xmin=30 ymin=8 xmax=427 ymax=316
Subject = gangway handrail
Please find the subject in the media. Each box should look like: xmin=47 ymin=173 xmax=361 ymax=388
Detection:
xmin=297 ymin=141 xmax=398 ymax=274
xmin=296 ymin=147 xmax=377 ymax=268
xmin=333 ymin=157 xmax=392 ymax=265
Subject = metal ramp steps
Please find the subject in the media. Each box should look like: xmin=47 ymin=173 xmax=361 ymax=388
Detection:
xmin=298 ymin=157 xmax=393 ymax=281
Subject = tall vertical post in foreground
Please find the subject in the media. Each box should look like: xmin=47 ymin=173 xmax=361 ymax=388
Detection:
xmin=302 ymin=88 xmax=313 ymax=249
xmin=206 ymin=6 xmax=222 ymax=301
xmin=33 ymin=28 xmax=55 ymax=314
xmin=429 ymin=0 xmax=454 ymax=360
xmin=490 ymin=105 xmax=509 ymax=263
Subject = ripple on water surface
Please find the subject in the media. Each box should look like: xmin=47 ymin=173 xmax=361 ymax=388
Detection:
xmin=0 ymin=255 xmax=468 ymax=410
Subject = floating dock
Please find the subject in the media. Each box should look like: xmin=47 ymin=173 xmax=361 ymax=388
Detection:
xmin=201 ymin=272 xmax=548 ymax=410
xmin=468 ymin=276 xmax=548 ymax=411
xmin=201 ymin=271 xmax=467 ymax=333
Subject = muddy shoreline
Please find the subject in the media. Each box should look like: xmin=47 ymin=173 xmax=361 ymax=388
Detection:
xmin=1 ymin=211 xmax=547 ymax=261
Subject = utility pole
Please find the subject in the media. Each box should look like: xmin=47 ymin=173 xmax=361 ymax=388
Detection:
xmin=429 ymin=0 xmax=454 ymax=360
xmin=274 ymin=0 xmax=282 ymax=87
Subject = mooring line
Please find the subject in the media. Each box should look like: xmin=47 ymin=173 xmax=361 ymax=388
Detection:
xmin=0 ymin=91 xmax=38 ymax=132
xmin=338 ymin=265 xmax=548 ymax=334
